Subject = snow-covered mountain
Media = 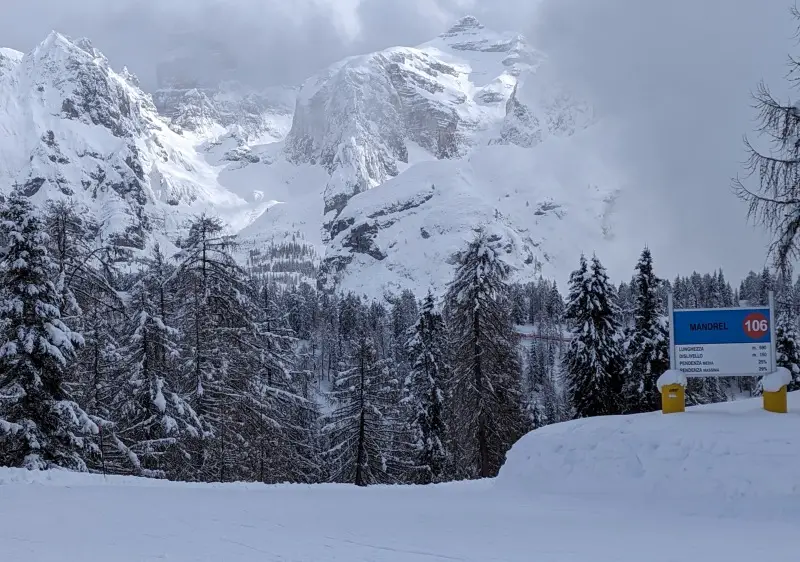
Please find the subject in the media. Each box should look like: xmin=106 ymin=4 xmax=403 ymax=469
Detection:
xmin=153 ymin=83 xmax=296 ymax=147
xmin=0 ymin=32 xmax=271 ymax=253
xmin=0 ymin=18 xmax=622 ymax=297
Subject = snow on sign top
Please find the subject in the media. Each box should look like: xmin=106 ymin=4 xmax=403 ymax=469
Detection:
xmin=672 ymin=307 xmax=771 ymax=346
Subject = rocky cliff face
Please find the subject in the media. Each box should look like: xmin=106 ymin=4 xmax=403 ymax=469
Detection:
xmin=284 ymin=16 xmax=541 ymax=226
xmin=0 ymin=32 xmax=249 ymax=251
xmin=153 ymin=83 xmax=296 ymax=145
xmin=494 ymin=63 xmax=595 ymax=149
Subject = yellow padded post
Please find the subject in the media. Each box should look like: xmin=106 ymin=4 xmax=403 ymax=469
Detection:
xmin=661 ymin=384 xmax=685 ymax=414
xmin=763 ymin=386 xmax=788 ymax=414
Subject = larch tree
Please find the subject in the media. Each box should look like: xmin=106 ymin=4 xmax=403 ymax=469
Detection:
xmin=324 ymin=330 xmax=396 ymax=486
xmin=733 ymin=7 xmax=800 ymax=271
xmin=444 ymin=230 xmax=529 ymax=479
xmin=173 ymin=214 xmax=254 ymax=482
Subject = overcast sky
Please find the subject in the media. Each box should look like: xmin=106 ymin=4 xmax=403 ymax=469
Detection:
xmin=0 ymin=0 xmax=794 ymax=284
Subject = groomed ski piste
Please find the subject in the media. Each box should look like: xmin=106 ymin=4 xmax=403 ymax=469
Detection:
xmin=2 ymin=392 xmax=799 ymax=561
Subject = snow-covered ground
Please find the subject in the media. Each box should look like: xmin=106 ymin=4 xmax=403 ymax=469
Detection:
xmin=2 ymin=393 xmax=798 ymax=561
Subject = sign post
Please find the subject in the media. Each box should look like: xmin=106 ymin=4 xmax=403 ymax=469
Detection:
xmin=666 ymin=291 xmax=787 ymax=413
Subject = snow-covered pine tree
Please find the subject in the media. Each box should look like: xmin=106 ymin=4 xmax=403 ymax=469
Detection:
xmin=318 ymin=291 xmax=340 ymax=382
xmin=770 ymin=270 xmax=800 ymax=392
xmin=403 ymin=290 xmax=450 ymax=484
xmin=390 ymin=289 xmax=419 ymax=377
xmin=41 ymin=199 xmax=126 ymax=468
xmin=624 ymin=247 xmax=669 ymax=413
xmin=118 ymin=245 xmax=203 ymax=478
xmin=444 ymin=230 xmax=529 ymax=479
xmin=525 ymin=340 xmax=560 ymax=426
xmin=324 ymin=330 xmax=397 ymax=486
xmin=172 ymin=214 xmax=254 ymax=482
xmin=0 ymin=192 xmax=98 ymax=470
xmin=562 ymin=254 xmax=626 ymax=418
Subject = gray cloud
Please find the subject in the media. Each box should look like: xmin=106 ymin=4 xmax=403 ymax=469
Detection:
xmin=0 ymin=0 xmax=361 ymax=88
xmin=0 ymin=0 xmax=470 ymax=89
xmin=530 ymin=0 xmax=796 ymax=283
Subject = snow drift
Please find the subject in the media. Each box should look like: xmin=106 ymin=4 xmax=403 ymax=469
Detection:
xmin=497 ymin=391 xmax=800 ymax=515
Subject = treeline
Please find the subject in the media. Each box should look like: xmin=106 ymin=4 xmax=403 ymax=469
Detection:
xmin=1 ymin=191 xmax=799 ymax=484
xmin=0 ymin=196 xmax=531 ymax=483
xmin=564 ymin=251 xmax=800 ymax=415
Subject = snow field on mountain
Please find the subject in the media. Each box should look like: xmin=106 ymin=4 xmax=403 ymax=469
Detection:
xmin=327 ymin=121 xmax=621 ymax=296
xmin=2 ymin=393 xmax=798 ymax=561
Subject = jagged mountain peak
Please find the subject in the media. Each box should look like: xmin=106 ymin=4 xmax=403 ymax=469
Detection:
xmin=432 ymin=16 xmax=534 ymax=60
xmin=34 ymin=31 xmax=103 ymax=65
xmin=441 ymin=15 xmax=485 ymax=37
xmin=0 ymin=30 xmax=261 ymax=255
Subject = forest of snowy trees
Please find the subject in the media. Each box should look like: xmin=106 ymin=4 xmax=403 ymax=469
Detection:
xmin=1 ymin=192 xmax=800 ymax=484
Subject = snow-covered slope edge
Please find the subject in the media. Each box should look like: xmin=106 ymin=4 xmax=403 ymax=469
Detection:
xmin=496 ymin=391 xmax=800 ymax=516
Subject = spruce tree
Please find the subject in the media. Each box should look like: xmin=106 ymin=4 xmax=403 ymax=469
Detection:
xmin=403 ymin=291 xmax=450 ymax=484
xmin=563 ymin=254 xmax=625 ymax=418
xmin=444 ymin=230 xmax=529 ymax=479
xmin=0 ymin=192 xmax=98 ymax=470
xmin=624 ymin=247 xmax=669 ymax=413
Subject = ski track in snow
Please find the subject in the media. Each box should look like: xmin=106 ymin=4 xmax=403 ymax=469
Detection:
xmin=2 ymin=392 xmax=800 ymax=561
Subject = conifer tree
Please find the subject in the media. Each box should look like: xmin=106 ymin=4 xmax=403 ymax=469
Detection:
xmin=624 ymin=248 xmax=669 ymax=413
xmin=444 ymin=231 xmax=528 ymax=479
xmin=324 ymin=331 xmax=396 ymax=486
xmin=563 ymin=254 xmax=625 ymax=418
xmin=403 ymin=291 xmax=450 ymax=484
xmin=243 ymin=280 xmax=320 ymax=484
xmin=118 ymin=245 xmax=203 ymax=477
xmin=525 ymin=340 xmax=560 ymax=426
xmin=0 ymin=192 xmax=98 ymax=470
xmin=173 ymin=215 xmax=254 ymax=482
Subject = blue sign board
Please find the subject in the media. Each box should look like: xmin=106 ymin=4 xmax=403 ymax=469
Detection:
xmin=673 ymin=308 xmax=771 ymax=346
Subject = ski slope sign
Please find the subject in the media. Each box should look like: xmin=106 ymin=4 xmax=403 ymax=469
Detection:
xmin=669 ymin=297 xmax=776 ymax=377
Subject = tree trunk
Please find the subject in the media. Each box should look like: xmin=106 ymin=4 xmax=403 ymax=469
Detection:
xmin=473 ymin=310 xmax=490 ymax=478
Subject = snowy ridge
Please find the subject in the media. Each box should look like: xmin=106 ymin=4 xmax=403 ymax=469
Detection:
xmin=153 ymin=82 xmax=296 ymax=146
